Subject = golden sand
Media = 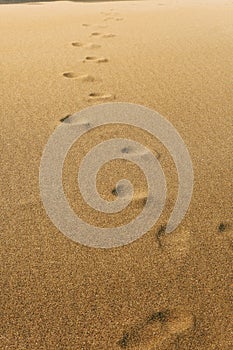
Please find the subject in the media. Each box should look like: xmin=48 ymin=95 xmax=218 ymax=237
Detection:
xmin=0 ymin=0 xmax=232 ymax=349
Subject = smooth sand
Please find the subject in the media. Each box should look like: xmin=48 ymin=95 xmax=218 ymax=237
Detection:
xmin=0 ymin=0 xmax=232 ymax=349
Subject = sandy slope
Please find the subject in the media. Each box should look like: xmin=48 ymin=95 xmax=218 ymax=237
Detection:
xmin=0 ymin=0 xmax=232 ymax=349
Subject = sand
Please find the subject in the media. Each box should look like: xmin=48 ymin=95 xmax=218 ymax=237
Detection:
xmin=0 ymin=0 xmax=232 ymax=349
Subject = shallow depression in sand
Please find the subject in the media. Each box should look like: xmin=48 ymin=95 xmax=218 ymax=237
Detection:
xmin=71 ymin=42 xmax=101 ymax=49
xmin=83 ymin=56 xmax=109 ymax=63
xmin=63 ymin=72 xmax=96 ymax=82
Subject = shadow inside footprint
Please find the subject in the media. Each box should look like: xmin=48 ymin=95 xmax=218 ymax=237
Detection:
xmin=117 ymin=332 xmax=130 ymax=348
xmin=63 ymin=72 xmax=77 ymax=78
xmin=71 ymin=41 xmax=83 ymax=47
xmin=156 ymin=224 xmax=167 ymax=247
xmin=96 ymin=57 xmax=108 ymax=63
xmin=218 ymin=222 xmax=231 ymax=232
xmin=88 ymin=92 xmax=115 ymax=101
xmin=90 ymin=32 xmax=101 ymax=36
xmin=146 ymin=310 xmax=170 ymax=324
xmin=89 ymin=92 xmax=99 ymax=97
xmin=84 ymin=56 xmax=98 ymax=61
xmin=60 ymin=115 xmax=71 ymax=123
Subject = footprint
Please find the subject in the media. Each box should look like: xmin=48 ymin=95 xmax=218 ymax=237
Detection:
xmin=63 ymin=72 xmax=95 ymax=82
xmin=71 ymin=42 xmax=101 ymax=49
xmin=115 ymin=17 xmax=124 ymax=21
xmin=84 ymin=56 xmax=97 ymax=61
xmin=90 ymin=32 xmax=101 ymax=36
xmin=117 ymin=309 xmax=195 ymax=349
xmin=88 ymin=92 xmax=115 ymax=101
xmin=63 ymin=72 xmax=78 ymax=79
xmin=156 ymin=225 xmax=167 ymax=247
xmin=96 ymin=57 xmax=108 ymax=63
xmin=83 ymin=56 xmax=108 ymax=63
xmin=117 ymin=309 xmax=171 ymax=349
xmin=71 ymin=41 xmax=83 ymax=47
xmin=60 ymin=114 xmax=91 ymax=128
xmin=120 ymin=146 xmax=160 ymax=159
xmin=102 ymin=33 xmax=116 ymax=38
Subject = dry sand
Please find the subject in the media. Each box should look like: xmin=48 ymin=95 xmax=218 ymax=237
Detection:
xmin=0 ymin=0 xmax=233 ymax=349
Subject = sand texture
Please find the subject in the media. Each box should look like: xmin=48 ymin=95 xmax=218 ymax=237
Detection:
xmin=0 ymin=0 xmax=233 ymax=349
